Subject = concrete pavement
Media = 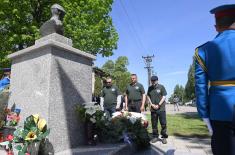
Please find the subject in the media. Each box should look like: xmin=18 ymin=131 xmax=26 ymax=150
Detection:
xmin=149 ymin=104 xmax=212 ymax=155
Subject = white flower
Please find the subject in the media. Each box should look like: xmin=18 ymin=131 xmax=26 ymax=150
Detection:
xmin=90 ymin=117 xmax=96 ymax=123
xmin=85 ymin=107 xmax=96 ymax=115
xmin=112 ymin=112 xmax=122 ymax=118
xmin=129 ymin=116 xmax=137 ymax=124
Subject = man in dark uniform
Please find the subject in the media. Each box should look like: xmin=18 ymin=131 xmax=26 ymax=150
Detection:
xmin=147 ymin=76 xmax=168 ymax=144
xmin=100 ymin=77 xmax=122 ymax=117
xmin=125 ymin=74 xmax=146 ymax=113
xmin=195 ymin=4 xmax=235 ymax=155
xmin=0 ymin=68 xmax=11 ymax=91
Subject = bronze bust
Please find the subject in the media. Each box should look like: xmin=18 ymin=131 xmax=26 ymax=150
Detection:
xmin=40 ymin=4 xmax=66 ymax=37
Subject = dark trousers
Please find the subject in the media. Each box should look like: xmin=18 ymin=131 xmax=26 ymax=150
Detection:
xmin=128 ymin=101 xmax=141 ymax=113
xmin=104 ymin=106 xmax=116 ymax=117
xmin=211 ymin=120 xmax=235 ymax=155
xmin=151 ymin=111 xmax=168 ymax=138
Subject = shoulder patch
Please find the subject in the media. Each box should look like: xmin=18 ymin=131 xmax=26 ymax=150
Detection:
xmin=194 ymin=48 xmax=208 ymax=72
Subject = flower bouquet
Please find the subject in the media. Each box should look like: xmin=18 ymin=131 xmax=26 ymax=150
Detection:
xmin=76 ymin=102 xmax=105 ymax=145
xmin=112 ymin=111 xmax=149 ymax=128
xmin=13 ymin=114 xmax=50 ymax=155
xmin=5 ymin=108 xmax=21 ymax=127
xmin=76 ymin=103 xmax=150 ymax=149
xmin=0 ymin=114 xmax=50 ymax=155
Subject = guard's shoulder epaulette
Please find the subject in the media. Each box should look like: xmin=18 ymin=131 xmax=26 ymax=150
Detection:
xmin=195 ymin=42 xmax=209 ymax=50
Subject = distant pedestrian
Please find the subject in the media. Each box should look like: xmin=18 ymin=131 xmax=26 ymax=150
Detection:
xmin=147 ymin=76 xmax=168 ymax=144
xmin=125 ymin=74 xmax=146 ymax=113
xmin=173 ymin=94 xmax=180 ymax=111
xmin=195 ymin=4 xmax=235 ymax=155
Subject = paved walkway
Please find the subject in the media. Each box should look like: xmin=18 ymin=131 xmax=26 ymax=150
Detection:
xmin=166 ymin=104 xmax=198 ymax=115
xmin=151 ymin=136 xmax=212 ymax=155
xmin=150 ymin=104 xmax=212 ymax=155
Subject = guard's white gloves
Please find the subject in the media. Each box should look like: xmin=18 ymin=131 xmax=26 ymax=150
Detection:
xmin=100 ymin=97 xmax=104 ymax=111
xmin=203 ymin=118 xmax=213 ymax=136
xmin=116 ymin=95 xmax=122 ymax=109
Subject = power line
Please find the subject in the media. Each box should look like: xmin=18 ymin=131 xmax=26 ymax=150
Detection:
xmin=119 ymin=0 xmax=146 ymax=52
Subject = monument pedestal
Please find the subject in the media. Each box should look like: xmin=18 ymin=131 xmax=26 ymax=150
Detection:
xmin=8 ymin=33 xmax=96 ymax=153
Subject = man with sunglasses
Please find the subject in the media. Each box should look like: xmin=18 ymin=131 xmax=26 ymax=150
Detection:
xmin=125 ymin=74 xmax=146 ymax=113
xmin=147 ymin=75 xmax=168 ymax=144
xmin=100 ymin=77 xmax=122 ymax=117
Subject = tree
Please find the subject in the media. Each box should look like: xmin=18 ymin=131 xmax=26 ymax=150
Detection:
xmin=0 ymin=0 xmax=118 ymax=68
xmin=102 ymin=56 xmax=131 ymax=93
xmin=94 ymin=76 xmax=103 ymax=97
xmin=184 ymin=60 xmax=195 ymax=101
xmin=171 ymin=84 xmax=185 ymax=103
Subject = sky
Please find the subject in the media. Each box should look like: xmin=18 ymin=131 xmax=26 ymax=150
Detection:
xmin=94 ymin=0 xmax=234 ymax=98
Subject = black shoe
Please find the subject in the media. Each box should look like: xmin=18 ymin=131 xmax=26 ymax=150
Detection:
xmin=150 ymin=137 xmax=160 ymax=143
xmin=162 ymin=138 xmax=167 ymax=144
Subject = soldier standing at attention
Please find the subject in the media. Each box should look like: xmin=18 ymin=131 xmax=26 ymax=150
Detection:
xmin=125 ymin=74 xmax=146 ymax=113
xmin=100 ymin=77 xmax=122 ymax=117
xmin=147 ymin=76 xmax=168 ymax=144
xmin=195 ymin=4 xmax=235 ymax=155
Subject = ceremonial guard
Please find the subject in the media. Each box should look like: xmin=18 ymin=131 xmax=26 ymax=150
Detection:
xmin=195 ymin=4 xmax=235 ymax=155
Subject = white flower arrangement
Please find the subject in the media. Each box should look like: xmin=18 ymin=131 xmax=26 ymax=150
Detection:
xmin=112 ymin=111 xmax=148 ymax=127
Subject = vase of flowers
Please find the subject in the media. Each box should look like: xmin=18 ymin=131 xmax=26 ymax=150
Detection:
xmin=13 ymin=114 xmax=50 ymax=155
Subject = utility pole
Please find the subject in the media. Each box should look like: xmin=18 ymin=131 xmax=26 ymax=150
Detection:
xmin=142 ymin=55 xmax=154 ymax=87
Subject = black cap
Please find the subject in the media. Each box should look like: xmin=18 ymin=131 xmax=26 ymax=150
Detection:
xmin=151 ymin=76 xmax=158 ymax=81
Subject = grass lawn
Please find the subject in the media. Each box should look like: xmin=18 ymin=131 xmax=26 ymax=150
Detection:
xmin=146 ymin=112 xmax=210 ymax=138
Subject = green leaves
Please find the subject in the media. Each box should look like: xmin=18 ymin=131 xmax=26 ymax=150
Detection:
xmin=0 ymin=0 xmax=118 ymax=68
xmin=102 ymin=56 xmax=131 ymax=93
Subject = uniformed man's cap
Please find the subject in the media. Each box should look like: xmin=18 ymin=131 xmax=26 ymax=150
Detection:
xmin=151 ymin=76 xmax=158 ymax=81
xmin=210 ymin=4 xmax=235 ymax=18
xmin=2 ymin=68 xmax=11 ymax=72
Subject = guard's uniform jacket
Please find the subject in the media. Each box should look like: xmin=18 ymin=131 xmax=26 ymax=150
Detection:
xmin=195 ymin=30 xmax=235 ymax=122
xmin=0 ymin=77 xmax=10 ymax=91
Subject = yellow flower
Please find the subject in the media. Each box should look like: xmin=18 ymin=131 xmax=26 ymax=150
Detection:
xmin=32 ymin=114 xmax=39 ymax=123
xmin=37 ymin=118 xmax=47 ymax=131
xmin=25 ymin=131 xmax=37 ymax=141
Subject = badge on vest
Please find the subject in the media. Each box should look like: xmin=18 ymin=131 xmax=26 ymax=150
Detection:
xmin=112 ymin=88 xmax=115 ymax=91
xmin=156 ymin=89 xmax=161 ymax=93
xmin=135 ymin=86 xmax=139 ymax=90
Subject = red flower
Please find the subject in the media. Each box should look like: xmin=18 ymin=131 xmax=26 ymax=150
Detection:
xmin=6 ymin=134 xmax=14 ymax=141
xmin=16 ymin=116 xmax=20 ymax=122
xmin=25 ymin=153 xmax=30 ymax=155
xmin=7 ymin=150 xmax=13 ymax=155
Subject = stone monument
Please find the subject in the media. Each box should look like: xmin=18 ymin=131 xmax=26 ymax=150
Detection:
xmin=8 ymin=4 xmax=96 ymax=153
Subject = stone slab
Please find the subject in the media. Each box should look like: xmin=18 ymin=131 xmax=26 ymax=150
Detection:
xmin=35 ymin=33 xmax=73 ymax=46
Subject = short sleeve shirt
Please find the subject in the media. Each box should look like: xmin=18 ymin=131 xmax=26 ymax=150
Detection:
xmin=126 ymin=82 xmax=145 ymax=101
xmin=147 ymin=84 xmax=167 ymax=111
xmin=101 ymin=85 xmax=121 ymax=107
